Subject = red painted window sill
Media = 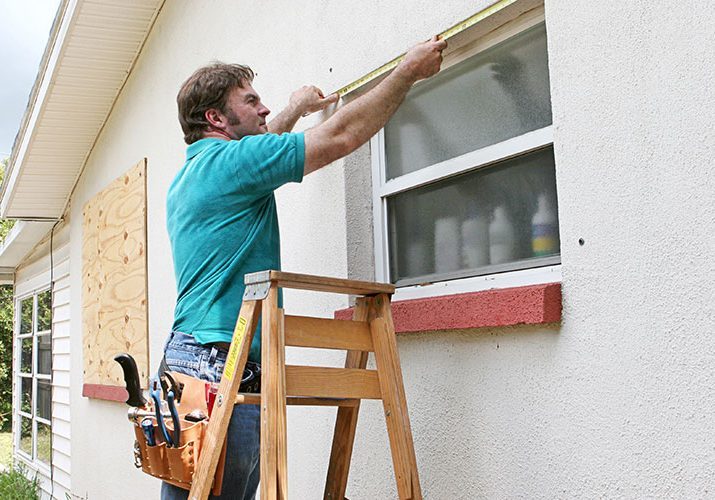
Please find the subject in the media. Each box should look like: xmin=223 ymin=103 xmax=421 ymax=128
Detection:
xmin=335 ymin=282 xmax=561 ymax=333
xmin=83 ymin=383 xmax=129 ymax=402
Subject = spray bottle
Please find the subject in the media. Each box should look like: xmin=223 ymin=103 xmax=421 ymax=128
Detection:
xmin=489 ymin=204 xmax=515 ymax=264
xmin=461 ymin=201 xmax=489 ymax=268
xmin=531 ymin=193 xmax=558 ymax=256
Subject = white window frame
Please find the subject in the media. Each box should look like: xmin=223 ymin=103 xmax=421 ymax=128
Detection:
xmin=371 ymin=8 xmax=560 ymax=301
xmin=14 ymin=287 xmax=52 ymax=472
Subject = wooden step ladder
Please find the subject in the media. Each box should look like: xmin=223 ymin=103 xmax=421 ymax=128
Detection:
xmin=188 ymin=270 xmax=422 ymax=500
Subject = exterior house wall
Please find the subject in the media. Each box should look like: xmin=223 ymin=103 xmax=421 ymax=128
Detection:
xmin=539 ymin=1 xmax=715 ymax=495
xmin=49 ymin=0 xmax=715 ymax=498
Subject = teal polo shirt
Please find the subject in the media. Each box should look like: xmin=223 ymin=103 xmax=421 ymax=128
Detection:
xmin=167 ymin=133 xmax=305 ymax=362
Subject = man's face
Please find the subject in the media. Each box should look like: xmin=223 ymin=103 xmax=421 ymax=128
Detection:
xmin=220 ymin=84 xmax=271 ymax=139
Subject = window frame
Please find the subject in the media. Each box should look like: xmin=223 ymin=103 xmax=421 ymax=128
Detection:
xmin=371 ymin=8 xmax=560 ymax=300
xmin=14 ymin=287 xmax=53 ymax=471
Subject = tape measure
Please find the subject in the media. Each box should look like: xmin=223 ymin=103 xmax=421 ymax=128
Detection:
xmin=334 ymin=0 xmax=519 ymax=97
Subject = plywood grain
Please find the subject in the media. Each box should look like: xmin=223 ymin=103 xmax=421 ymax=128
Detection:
xmin=82 ymin=159 xmax=148 ymax=390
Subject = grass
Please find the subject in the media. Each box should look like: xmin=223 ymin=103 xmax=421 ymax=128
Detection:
xmin=0 ymin=432 xmax=11 ymax=468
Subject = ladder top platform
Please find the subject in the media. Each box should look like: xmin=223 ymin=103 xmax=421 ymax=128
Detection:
xmin=244 ymin=270 xmax=395 ymax=296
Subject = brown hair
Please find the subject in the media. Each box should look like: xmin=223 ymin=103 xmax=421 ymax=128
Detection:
xmin=177 ymin=62 xmax=254 ymax=144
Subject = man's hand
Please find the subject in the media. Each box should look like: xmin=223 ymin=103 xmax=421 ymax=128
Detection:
xmin=396 ymin=36 xmax=447 ymax=83
xmin=268 ymin=85 xmax=338 ymax=134
xmin=289 ymin=86 xmax=339 ymax=117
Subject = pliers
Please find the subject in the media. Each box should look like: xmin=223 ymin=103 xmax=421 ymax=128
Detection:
xmin=148 ymin=373 xmax=183 ymax=448
xmin=167 ymin=389 xmax=181 ymax=447
xmin=160 ymin=373 xmax=182 ymax=447
xmin=160 ymin=371 xmax=184 ymax=404
xmin=150 ymin=379 xmax=173 ymax=446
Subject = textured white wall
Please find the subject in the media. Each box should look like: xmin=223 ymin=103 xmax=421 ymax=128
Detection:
xmin=540 ymin=0 xmax=715 ymax=496
xmin=65 ymin=0 xmax=715 ymax=498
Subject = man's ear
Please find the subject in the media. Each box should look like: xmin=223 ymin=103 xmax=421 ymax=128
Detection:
xmin=205 ymin=108 xmax=226 ymax=129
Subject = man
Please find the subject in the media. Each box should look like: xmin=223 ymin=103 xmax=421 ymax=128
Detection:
xmin=163 ymin=36 xmax=447 ymax=499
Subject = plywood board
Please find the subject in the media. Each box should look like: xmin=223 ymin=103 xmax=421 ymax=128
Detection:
xmin=82 ymin=159 xmax=148 ymax=390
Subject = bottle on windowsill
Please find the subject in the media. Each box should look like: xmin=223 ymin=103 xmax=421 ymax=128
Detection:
xmin=489 ymin=205 xmax=515 ymax=265
xmin=531 ymin=193 xmax=558 ymax=257
xmin=461 ymin=203 xmax=489 ymax=269
xmin=434 ymin=216 xmax=460 ymax=274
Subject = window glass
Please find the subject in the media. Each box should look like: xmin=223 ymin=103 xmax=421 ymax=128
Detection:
xmin=19 ymin=417 xmax=33 ymax=456
xmin=384 ymin=23 xmax=551 ymax=179
xmin=20 ymin=297 xmax=33 ymax=335
xmin=38 ymin=334 xmax=51 ymax=375
xmin=21 ymin=377 xmax=32 ymax=414
xmin=37 ymin=422 xmax=52 ymax=465
xmin=21 ymin=338 xmax=33 ymax=374
xmin=15 ymin=289 xmax=54 ymax=466
xmin=388 ymin=147 xmax=559 ymax=284
xmin=37 ymin=379 xmax=52 ymax=420
xmin=37 ymin=290 xmax=52 ymax=332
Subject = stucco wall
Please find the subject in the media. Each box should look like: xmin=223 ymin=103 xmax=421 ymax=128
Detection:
xmin=65 ymin=0 xmax=714 ymax=498
xmin=540 ymin=0 xmax=715 ymax=496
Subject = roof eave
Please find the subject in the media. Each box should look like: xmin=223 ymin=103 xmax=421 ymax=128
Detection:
xmin=0 ymin=0 xmax=73 ymax=219
xmin=0 ymin=0 xmax=165 ymax=220
xmin=0 ymin=221 xmax=57 ymax=271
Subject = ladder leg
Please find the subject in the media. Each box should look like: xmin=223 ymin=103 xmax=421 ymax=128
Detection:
xmin=260 ymin=285 xmax=284 ymax=500
xmin=324 ymin=297 xmax=372 ymax=500
xmin=189 ymin=300 xmax=261 ymax=500
xmin=276 ymin=308 xmax=288 ymax=500
xmin=379 ymin=294 xmax=422 ymax=500
xmin=370 ymin=294 xmax=422 ymax=500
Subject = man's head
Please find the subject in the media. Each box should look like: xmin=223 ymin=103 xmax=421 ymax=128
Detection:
xmin=177 ymin=62 xmax=270 ymax=144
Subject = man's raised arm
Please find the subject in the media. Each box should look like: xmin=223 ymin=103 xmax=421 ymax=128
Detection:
xmin=304 ymin=36 xmax=447 ymax=175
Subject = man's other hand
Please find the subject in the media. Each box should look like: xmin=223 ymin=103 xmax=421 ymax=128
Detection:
xmin=290 ymin=86 xmax=339 ymax=117
xmin=397 ymin=36 xmax=448 ymax=83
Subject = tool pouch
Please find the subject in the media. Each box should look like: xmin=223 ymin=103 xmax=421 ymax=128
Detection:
xmin=131 ymin=372 xmax=228 ymax=495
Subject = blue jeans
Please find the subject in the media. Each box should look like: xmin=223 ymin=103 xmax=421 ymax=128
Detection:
xmin=160 ymin=331 xmax=260 ymax=500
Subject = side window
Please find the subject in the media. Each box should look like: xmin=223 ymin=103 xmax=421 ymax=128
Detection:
xmin=373 ymin=19 xmax=558 ymax=288
xmin=16 ymin=289 xmax=53 ymax=467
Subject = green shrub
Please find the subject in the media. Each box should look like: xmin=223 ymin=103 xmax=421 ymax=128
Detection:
xmin=0 ymin=159 xmax=16 ymax=430
xmin=0 ymin=284 xmax=13 ymax=431
xmin=0 ymin=463 xmax=40 ymax=500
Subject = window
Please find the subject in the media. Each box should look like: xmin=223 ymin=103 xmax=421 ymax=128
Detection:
xmin=372 ymin=16 xmax=559 ymax=293
xmin=16 ymin=289 xmax=52 ymax=467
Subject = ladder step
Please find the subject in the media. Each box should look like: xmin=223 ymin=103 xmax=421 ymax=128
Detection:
xmin=285 ymin=315 xmax=373 ymax=351
xmin=235 ymin=393 xmax=360 ymax=407
xmin=245 ymin=270 xmax=395 ymax=296
xmin=286 ymin=397 xmax=360 ymax=407
xmin=285 ymin=365 xmax=382 ymax=399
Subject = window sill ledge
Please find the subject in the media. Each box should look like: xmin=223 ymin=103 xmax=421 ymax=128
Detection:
xmin=83 ymin=383 xmax=127 ymax=402
xmin=335 ymin=282 xmax=561 ymax=333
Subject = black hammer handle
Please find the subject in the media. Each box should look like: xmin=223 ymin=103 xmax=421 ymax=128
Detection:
xmin=114 ymin=353 xmax=148 ymax=407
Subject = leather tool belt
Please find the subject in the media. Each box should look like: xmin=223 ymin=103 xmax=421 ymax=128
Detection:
xmin=131 ymin=372 xmax=228 ymax=495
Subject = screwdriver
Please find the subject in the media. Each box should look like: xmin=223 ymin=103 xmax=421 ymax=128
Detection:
xmin=141 ymin=418 xmax=156 ymax=446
